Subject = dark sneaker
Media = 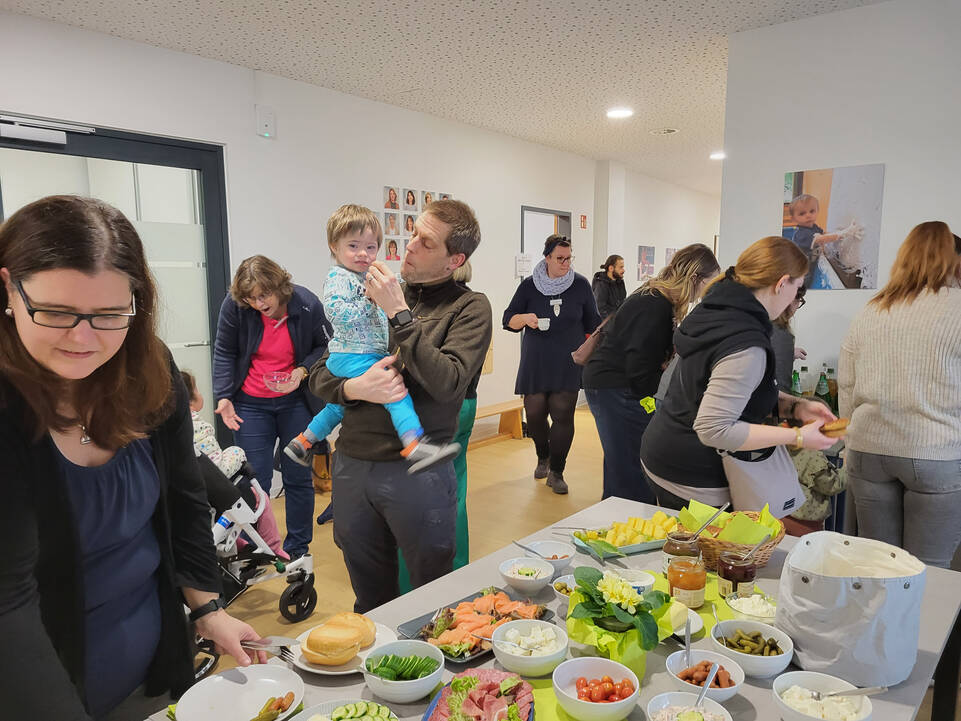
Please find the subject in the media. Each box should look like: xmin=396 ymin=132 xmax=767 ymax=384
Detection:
xmin=534 ymin=458 xmax=550 ymax=480
xmin=406 ymin=437 xmax=461 ymax=474
xmin=546 ymin=470 xmax=568 ymax=494
xmin=283 ymin=434 xmax=313 ymax=466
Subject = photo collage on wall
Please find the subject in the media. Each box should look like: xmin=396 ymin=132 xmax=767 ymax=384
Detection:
xmin=382 ymin=186 xmax=453 ymax=268
xmin=637 ymin=245 xmax=655 ymax=281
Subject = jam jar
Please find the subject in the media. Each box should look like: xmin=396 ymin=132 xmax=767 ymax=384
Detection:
xmin=662 ymin=530 xmax=700 ymax=573
xmin=717 ymin=550 xmax=758 ymax=598
xmin=667 ymin=556 xmax=706 ymax=609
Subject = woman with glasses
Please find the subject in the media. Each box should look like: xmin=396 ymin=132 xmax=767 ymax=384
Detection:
xmin=770 ymin=284 xmax=807 ymax=392
xmin=0 ymin=196 xmax=267 ymax=720
xmin=503 ymin=235 xmax=601 ymax=494
xmin=213 ymin=255 xmax=332 ymax=559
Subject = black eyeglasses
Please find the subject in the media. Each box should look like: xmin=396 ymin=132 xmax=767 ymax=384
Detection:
xmin=15 ymin=280 xmax=136 ymax=330
xmin=796 ymin=297 xmax=807 ymax=308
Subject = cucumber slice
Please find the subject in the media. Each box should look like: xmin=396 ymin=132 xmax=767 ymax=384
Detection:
xmin=331 ymin=706 xmax=349 ymax=721
xmin=344 ymin=704 xmax=357 ymax=718
xmin=360 ymin=715 xmax=375 ymax=721
xmin=377 ymin=705 xmax=392 ymax=718
xmin=353 ymin=702 xmax=368 ymax=717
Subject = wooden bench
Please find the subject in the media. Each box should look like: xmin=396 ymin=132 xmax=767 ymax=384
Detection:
xmin=468 ymin=399 xmax=524 ymax=449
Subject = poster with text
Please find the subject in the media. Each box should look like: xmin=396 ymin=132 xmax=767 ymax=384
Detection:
xmin=637 ymin=245 xmax=655 ymax=280
xmin=782 ymin=163 xmax=885 ymax=289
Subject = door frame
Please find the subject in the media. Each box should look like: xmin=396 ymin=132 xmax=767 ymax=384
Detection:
xmin=520 ymin=205 xmax=572 ymax=253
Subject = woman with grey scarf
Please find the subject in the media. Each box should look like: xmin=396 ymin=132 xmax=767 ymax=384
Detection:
xmin=503 ymin=235 xmax=601 ymax=493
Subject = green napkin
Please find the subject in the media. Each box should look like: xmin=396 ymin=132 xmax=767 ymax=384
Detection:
xmin=678 ymin=500 xmax=731 ymax=533
xmin=564 ymin=591 xmax=674 ymax=681
xmin=715 ymin=512 xmax=771 ymax=544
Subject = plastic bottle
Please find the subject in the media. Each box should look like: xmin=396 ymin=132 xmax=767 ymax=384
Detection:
xmin=790 ymin=370 xmax=802 ymax=395
xmin=799 ymin=365 xmax=811 ymax=396
xmin=816 ymin=366 xmax=831 ymax=407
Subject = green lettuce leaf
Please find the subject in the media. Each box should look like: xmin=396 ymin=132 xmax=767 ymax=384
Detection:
xmin=507 ymin=703 xmax=522 ymax=721
xmin=499 ymin=676 xmax=522 ymax=696
xmin=439 ymin=642 xmax=474 ymax=658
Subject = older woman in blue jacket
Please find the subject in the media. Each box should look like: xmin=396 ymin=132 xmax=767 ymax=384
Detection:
xmin=213 ymin=255 xmax=332 ymax=559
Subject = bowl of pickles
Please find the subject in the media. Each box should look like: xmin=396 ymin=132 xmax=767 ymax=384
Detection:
xmin=710 ymin=619 xmax=793 ymax=678
xmin=552 ymin=574 xmax=576 ymax=601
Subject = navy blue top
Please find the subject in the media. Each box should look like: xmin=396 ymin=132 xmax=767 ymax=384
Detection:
xmin=59 ymin=439 xmax=162 ymax=719
xmin=213 ymin=284 xmax=333 ymax=415
xmin=502 ymin=274 xmax=601 ymax=394
xmin=791 ymin=223 xmax=823 ymax=256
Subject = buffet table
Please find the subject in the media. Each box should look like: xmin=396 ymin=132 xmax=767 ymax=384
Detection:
xmin=153 ymin=497 xmax=961 ymax=721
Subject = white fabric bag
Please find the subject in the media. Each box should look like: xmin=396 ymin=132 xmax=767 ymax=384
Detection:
xmin=720 ymin=445 xmax=805 ymax=519
xmin=776 ymin=531 xmax=926 ymax=687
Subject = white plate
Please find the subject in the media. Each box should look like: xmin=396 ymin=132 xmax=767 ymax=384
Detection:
xmin=292 ymin=622 xmax=397 ymax=675
xmin=672 ymin=608 xmax=704 ymax=636
xmin=292 ymin=698 xmax=397 ymax=721
xmin=176 ymin=664 xmax=304 ymax=721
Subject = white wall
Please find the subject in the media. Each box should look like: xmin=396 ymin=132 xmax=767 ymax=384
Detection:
xmin=0 ymin=10 xmax=595 ymax=405
xmin=720 ymin=0 xmax=961 ymax=371
xmin=594 ymin=161 xmax=720 ymax=293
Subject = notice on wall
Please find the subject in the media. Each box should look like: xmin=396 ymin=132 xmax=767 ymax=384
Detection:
xmin=515 ymin=252 xmax=534 ymax=278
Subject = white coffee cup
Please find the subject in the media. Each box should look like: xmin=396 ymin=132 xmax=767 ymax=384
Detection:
xmin=537 ymin=317 xmax=550 ymax=331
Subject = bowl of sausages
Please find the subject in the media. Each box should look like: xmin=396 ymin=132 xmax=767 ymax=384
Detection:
xmin=665 ymin=649 xmax=744 ymax=703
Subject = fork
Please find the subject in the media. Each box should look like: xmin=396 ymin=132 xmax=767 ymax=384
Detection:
xmin=810 ymin=685 xmax=887 ymax=701
xmin=241 ymin=641 xmax=297 ymax=664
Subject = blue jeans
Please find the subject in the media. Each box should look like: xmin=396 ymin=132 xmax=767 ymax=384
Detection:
xmin=233 ymin=391 xmax=314 ymax=557
xmin=585 ymin=387 xmax=656 ymax=503
xmin=307 ymin=352 xmax=422 ymax=443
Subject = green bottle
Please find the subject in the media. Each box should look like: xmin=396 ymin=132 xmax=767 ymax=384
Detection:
xmin=815 ymin=366 xmax=831 ymax=406
xmin=790 ymin=369 xmax=802 ymax=395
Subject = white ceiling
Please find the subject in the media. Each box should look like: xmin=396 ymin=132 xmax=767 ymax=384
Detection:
xmin=1 ymin=0 xmax=883 ymax=195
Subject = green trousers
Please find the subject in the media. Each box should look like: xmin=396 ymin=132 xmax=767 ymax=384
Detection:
xmin=398 ymin=397 xmax=476 ymax=593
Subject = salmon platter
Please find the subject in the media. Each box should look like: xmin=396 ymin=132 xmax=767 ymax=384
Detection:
xmin=396 ymin=587 xmax=553 ymax=662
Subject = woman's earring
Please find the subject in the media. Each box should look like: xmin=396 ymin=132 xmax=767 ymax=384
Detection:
xmin=4 ymin=307 xmax=12 ymax=317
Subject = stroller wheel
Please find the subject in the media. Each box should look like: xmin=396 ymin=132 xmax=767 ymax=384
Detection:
xmin=280 ymin=581 xmax=317 ymax=622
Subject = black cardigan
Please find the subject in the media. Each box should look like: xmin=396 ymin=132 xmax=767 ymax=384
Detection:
xmin=0 ymin=357 xmax=221 ymax=719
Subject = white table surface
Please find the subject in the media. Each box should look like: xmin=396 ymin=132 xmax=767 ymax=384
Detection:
xmin=156 ymin=497 xmax=961 ymax=721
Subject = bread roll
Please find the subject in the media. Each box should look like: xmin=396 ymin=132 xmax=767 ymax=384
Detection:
xmin=821 ymin=418 xmax=849 ymax=438
xmin=301 ymin=622 xmax=363 ymax=666
xmin=327 ymin=612 xmax=377 ymax=648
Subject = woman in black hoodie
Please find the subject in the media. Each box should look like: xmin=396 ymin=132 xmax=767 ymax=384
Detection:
xmin=640 ymin=236 xmax=837 ymax=511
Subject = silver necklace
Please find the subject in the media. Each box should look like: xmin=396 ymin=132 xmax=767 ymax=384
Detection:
xmin=79 ymin=424 xmax=91 ymax=445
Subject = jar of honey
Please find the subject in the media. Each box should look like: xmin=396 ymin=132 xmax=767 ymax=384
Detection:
xmin=717 ymin=550 xmax=758 ymax=598
xmin=667 ymin=556 xmax=706 ymax=609
xmin=662 ymin=530 xmax=699 ymax=573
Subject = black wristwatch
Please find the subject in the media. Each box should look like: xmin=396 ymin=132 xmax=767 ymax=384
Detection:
xmin=189 ymin=597 xmax=226 ymax=622
xmin=388 ymin=309 xmax=414 ymax=329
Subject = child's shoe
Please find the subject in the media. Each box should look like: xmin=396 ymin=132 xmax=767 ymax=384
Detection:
xmin=283 ymin=434 xmax=313 ymax=466
xmin=402 ymin=436 xmax=461 ymax=474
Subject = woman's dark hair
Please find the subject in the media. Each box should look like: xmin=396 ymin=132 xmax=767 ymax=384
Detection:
xmin=543 ymin=234 xmax=571 ymax=257
xmin=180 ymin=369 xmax=198 ymax=398
xmin=406 ymin=190 xmax=416 ymax=205
xmin=0 ymin=195 xmax=172 ymax=447
xmin=387 ymin=239 xmax=398 ymax=253
xmin=600 ymin=254 xmax=622 ymax=272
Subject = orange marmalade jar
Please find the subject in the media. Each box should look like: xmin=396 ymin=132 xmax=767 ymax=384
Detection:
xmin=667 ymin=556 xmax=706 ymax=609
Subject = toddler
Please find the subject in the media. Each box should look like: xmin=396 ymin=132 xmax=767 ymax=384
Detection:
xmin=181 ymin=370 xmax=288 ymax=559
xmin=284 ymin=204 xmax=459 ymax=472
xmin=782 ymin=446 xmax=847 ymax=537
xmin=789 ymin=194 xmax=863 ymax=288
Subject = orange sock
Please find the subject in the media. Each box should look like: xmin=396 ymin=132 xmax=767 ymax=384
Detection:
xmin=400 ymin=439 xmax=420 ymax=458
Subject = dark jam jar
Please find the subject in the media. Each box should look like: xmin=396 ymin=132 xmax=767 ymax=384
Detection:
xmin=661 ymin=530 xmax=699 ymax=573
xmin=717 ymin=550 xmax=758 ymax=598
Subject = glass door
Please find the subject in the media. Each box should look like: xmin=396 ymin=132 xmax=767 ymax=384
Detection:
xmin=0 ymin=120 xmax=229 ymax=431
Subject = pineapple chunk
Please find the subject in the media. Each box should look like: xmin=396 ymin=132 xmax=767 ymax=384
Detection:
xmin=605 ymin=528 xmax=616 ymax=544
xmin=641 ymin=519 xmax=656 ymax=537
xmin=652 ymin=525 xmax=668 ymax=540
xmin=664 ymin=516 xmax=678 ymax=531
xmin=651 ymin=510 xmax=668 ymax=526
xmin=629 ymin=517 xmax=642 ymax=530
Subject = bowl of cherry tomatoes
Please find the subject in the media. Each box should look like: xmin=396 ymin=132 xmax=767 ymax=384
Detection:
xmin=551 ymin=657 xmax=639 ymax=721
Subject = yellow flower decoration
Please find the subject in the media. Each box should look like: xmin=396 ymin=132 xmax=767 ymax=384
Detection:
xmin=596 ymin=571 xmax=643 ymax=614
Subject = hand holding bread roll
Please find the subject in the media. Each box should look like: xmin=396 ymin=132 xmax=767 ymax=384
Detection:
xmin=821 ymin=418 xmax=849 ymax=438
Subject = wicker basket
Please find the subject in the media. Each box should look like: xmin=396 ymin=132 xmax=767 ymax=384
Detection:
xmin=681 ymin=511 xmax=785 ymax=571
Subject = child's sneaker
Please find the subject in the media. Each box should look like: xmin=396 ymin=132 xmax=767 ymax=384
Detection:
xmin=403 ymin=437 xmax=461 ymax=474
xmin=283 ymin=434 xmax=313 ymax=466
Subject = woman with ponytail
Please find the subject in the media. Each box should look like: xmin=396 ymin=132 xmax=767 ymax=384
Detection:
xmin=640 ymin=236 xmax=836 ymax=511
xmin=584 ymin=243 xmax=720 ymax=502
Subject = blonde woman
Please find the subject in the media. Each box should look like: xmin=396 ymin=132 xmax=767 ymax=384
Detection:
xmin=641 ymin=236 xmax=836 ymax=511
xmin=584 ymin=244 xmax=720 ymax=501
xmin=840 ymin=222 xmax=961 ymax=567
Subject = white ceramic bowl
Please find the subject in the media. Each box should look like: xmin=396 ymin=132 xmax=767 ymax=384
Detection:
xmin=552 ymin=574 xmax=576 ymax=602
xmin=361 ymin=639 xmax=445 ymax=703
xmin=723 ymin=590 xmax=778 ymax=623
xmin=492 ymin=619 xmax=569 ymax=677
xmin=664 ymin=648 xmax=745 ymax=703
xmin=645 ymin=691 xmax=733 ymax=721
xmin=499 ymin=556 xmax=555 ymax=594
xmin=552 ymin=657 xmax=639 ymax=721
xmin=772 ymin=670 xmax=873 ymax=721
xmin=611 ymin=569 xmax=656 ymax=594
xmin=710 ymin=619 xmax=794 ymax=678
xmin=525 ymin=540 xmax=576 ymax=574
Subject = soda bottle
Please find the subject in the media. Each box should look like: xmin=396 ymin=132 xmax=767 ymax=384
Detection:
xmin=790 ymin=370 xmax=802 ymax=395
xmin=816 ymin=367 xmax=831 ymax=407
xmin=826 ymin=367 xmax=839 ymax=413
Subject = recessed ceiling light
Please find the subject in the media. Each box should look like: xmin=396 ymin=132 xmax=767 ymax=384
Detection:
xmin=606 ymin=107 xmax=634 ymax=119
xmin=650 ymin=127 xmax=678 ymax=136
xmin=710 ymin=151 xmax=727 ymax=160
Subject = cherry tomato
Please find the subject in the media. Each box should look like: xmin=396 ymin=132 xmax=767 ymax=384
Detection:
xmin=620 ymin=680 xmax=635 ymax=696
xmin=589 ymin=686 xmax=606 ymax=703
xmin=577 ymin=692 xmax=590 ymax=701
xmin=575 ymin=677 xmax=588 ymax=690
xmin=599 ymin=682 xmax=614 ymax=697
xmin=608 ymin=694 xmax=621 ymax=702
xmin=600 ymin=675 xmax=614 ymax=685
xmin=589 ymin=678 xmax=601 ymax=687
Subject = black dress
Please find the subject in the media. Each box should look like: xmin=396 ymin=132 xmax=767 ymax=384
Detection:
xmin=502 ymin=273 xmax=601 ymax=394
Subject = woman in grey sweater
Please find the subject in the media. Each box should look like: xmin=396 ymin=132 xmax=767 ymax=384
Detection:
xmin=839 ymin=222 xmax=961 ymax=568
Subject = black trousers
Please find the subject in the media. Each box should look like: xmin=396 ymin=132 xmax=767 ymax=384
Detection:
xmin=523 ymin=390 xmax=579 ymax=473
xmin=331 ymin=451 xmax=457 ymax=613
